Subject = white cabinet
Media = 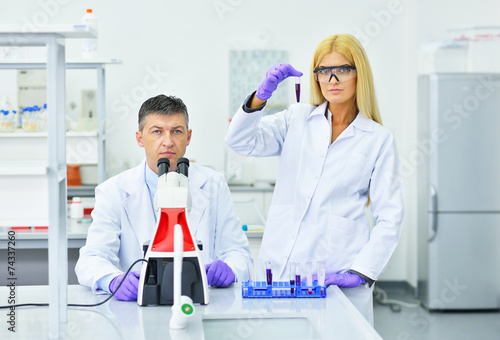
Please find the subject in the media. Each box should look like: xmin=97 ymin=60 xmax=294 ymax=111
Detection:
xmin=230 ymin=187 xmax=274 ymax=219
xmin=230 ymin=186 xmax=273 ymax=277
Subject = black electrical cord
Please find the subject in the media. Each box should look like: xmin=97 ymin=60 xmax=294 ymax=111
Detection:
xmin=0 ymin=258 xmax=148 ymax=309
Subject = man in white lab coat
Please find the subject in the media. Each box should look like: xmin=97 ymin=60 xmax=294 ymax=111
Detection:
xmin=76 ymin=94 xmax=252 ymax=301
xmin=225 ymin=34 xmax=404 ymax=324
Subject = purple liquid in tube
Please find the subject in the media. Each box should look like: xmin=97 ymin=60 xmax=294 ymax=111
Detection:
xmin=290 ymin=279 xmax=295 ymax=294
xmin=295 ymin=274 xmax=301 ymax=289
xmin=295 ymin=83 xmax=301 ymax=102
xmin=266 ymin=269 xmax=273 ymax=285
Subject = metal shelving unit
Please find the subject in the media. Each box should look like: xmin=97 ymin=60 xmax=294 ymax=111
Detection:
xmin=0 ymin=59 xmax=121 ymax=187
xmin=0 ymin=24 xmax=97 ymax=339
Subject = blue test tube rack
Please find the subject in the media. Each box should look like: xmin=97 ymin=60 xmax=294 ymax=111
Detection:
xmin=242 ymin=280 xmax=327 ymax=298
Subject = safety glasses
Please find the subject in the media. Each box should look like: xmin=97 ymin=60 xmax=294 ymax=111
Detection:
xmin=313 ymin=65 xmax=357 ymax=84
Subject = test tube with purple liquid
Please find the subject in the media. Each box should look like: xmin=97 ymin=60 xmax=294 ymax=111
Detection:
xmin=289 ymin=262 xmax=296 ymax=294
xmin=295 ymin=262 xmax=301 ymax=293
xmin=266 ymin=261 xmax=272 ymax=286
xmin=295 ymin=77 xmax=301 ymax=102
xmin=306 ymin=261 xmax=313 ymax=295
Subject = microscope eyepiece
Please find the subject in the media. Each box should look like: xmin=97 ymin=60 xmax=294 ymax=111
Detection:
xmin=157 ymin=158 xmax=170 ymax=177
xmin=177 ymin=158 xmax=189 ymax=176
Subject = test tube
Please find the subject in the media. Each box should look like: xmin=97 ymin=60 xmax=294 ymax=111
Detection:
xmin=289 ymin=262 xmax=296 ymax=294
xmin=295 ymin=77 xmax=301 ymax=102
xmin=247 ymin=262 xmax=254 ymax=287
xmin=266 ymin=261 xmax=273 ymax=286
xmin=295 ymin=262 xmax=301 ymax=294
xmin=317 ymin=261 xmax=326 ymax=295
xmin=306 ymin=262 xmax=313 ymax=294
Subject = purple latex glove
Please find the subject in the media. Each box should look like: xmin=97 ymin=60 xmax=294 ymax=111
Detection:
xmin=256 ymin=63 xmax=303 ymax=101
xmin=205 ymin=260 xmax=235 ymax=288
xmin=109 ymin=271 xmax=141 ymax=301
xmin=325 ymin=273 xmax=366 ymax=288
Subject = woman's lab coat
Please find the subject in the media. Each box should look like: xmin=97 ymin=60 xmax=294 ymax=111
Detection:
xmin=225 ymin=101 xmax=404 ymax=324
xmin=75 ymin=160 xmax=252 ymax=293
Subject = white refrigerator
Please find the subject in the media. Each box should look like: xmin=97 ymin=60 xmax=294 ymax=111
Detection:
xmin=417 ymin=73 xmax=500 ymax=310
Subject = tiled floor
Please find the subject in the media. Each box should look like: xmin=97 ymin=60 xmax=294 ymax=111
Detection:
xmin=373 ymin=283 xmax=500 ymax=340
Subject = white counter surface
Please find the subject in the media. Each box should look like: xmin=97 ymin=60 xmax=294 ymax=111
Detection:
xmin=0 ymin=284 xmax=382 ymax=339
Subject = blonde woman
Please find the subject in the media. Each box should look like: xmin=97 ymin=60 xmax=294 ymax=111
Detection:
xmin=225 ymin=34 xmax=404 ymax=324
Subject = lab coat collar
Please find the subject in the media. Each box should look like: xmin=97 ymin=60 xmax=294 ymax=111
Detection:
xmin=308 ymin=102 xmax=374 ymax=132
xmin=186 ymin=163 xmax=210 ymax=236
xmin=122 ymin=159 xmax=156 ymax=247
xmin=334 ymin=113 xmax=374 ymax=141
xmin=308 ymin=101 xmax=329 ymax=119
xmin=122 ymin=159 xmax=149 ymax=197
xmin=351 ymin=112 xmax=374 ymax=132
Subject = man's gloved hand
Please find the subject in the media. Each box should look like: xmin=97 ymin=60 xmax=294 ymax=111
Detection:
xmin=205 ymin=260 xmax=235 ymax=288
xmin=109 ymin=271 xmax=141 ymax=301
xmin=325 ymin=273 xmax=366 ymax=288
xmin=256 ymin=63 xmax=303 ymax=101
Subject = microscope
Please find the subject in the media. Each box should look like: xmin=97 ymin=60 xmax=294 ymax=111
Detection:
xmin=137 ymin=157 xmax=209 ymax=307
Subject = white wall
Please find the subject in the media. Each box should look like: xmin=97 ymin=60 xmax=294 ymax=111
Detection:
xmin=1 ymin=0 xmax=499 ymax=286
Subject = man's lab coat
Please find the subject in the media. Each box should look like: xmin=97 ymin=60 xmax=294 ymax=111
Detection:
xmin=75 ymin=160 xmax=252 ymax=293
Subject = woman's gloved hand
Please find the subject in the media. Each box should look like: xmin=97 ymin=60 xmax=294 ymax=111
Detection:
xmin=325 ymin=273 xmax=366 ymax=288
xmin=109 ymin=271 xmax=141 ymax=301
xmin=205 ymin=260 xmax=235 ymax=288
xmin=256 ymin=63 xmax=303 ymax=101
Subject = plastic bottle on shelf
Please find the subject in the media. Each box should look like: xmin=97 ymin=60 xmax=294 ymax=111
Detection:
xmin=39 ymin=103 xmax=47 ymax=131
xmin=70 ymin=197 xmax=84 ymax=219
xmin=22 ymin=106 xmax=38 ymax=132
xmin=0 ymin=96 xmax=14 ymax=132
xmin=0 ymin=110 xmax=11 ymax=132
xmin=81 ymin=9 xmax=98 ymax=59
xmin=11 ymin=110 xmax=17 ymax=130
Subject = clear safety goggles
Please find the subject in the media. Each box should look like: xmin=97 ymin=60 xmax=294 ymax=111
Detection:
xmin=313 ymin=65 xmax=357 ymax=84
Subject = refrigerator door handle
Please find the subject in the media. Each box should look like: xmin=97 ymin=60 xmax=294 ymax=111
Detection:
xmin=428 ymin=185 xmax=437 ymax=242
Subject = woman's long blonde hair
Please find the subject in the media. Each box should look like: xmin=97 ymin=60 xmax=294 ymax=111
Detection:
xmin=310 ymin=34 xmax=382 ymax=125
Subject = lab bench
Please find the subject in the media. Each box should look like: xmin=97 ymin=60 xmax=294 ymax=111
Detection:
xmin=0 ymin=284 xmax=383 ymax=340
xmin=0 ymin=220 xmax=90 ymax=286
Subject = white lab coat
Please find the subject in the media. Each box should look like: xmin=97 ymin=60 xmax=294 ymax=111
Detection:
xmin=75 ymin=160 xmax=252 ymax=293
xmin=225 ymin=101 xmax=404 ymax=324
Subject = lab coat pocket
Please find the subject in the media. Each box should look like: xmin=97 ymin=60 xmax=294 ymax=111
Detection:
xmin=326 ymin=215 xmax=370 ymax=271
xmin=341 ymin=153 xmax=372 ymax=194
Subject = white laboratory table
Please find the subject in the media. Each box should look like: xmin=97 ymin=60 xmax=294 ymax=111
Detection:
xmin=0 ymin=284 xmax=382 ymax=340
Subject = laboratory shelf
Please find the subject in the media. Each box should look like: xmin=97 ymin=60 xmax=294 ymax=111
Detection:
xmin=0 ymin=221 xmax=89 ymax=243
xmin=0 ymin=131 xmax=98 ymax=137
xmin=0 ymin=131 xmax=101 ymax=166
xmin=0 ymin=58 xmax=118 ymax=183
xmin=0 ymin=161 xmax=47 ymax=175
xmin=67 ymin=185 xmax=96 ymax=197
xmin=0 ymin=24 xmax=97 ymax=36
xmin=228 ymin=185 xmax=274 ymax=192
xmin=0 ymin=58 xmax=121 ymax=69
xmin=243 ymin=230 xmax=264 ymax=238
